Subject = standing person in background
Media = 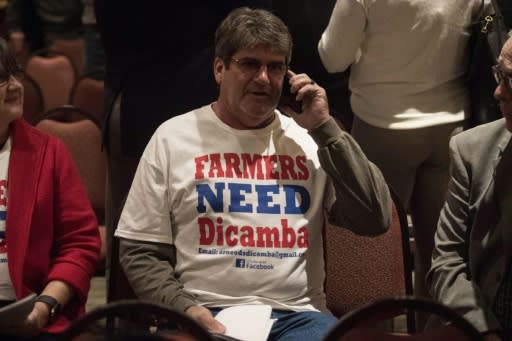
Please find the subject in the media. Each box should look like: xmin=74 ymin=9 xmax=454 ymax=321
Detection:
xmin=272 ymin=0 xmax=354 ymax=128
xmin=318 ymin=0 xmax=487 ymax=328
xmin=6 ymin=0 xmax=84 ymax=58
xmin=94 ymin=0 xmax=272 ymax=302
xmin=81 ymin=0 xmax=104 ymax=77
xmin=496 ymin=0 xmax=512 ymax=29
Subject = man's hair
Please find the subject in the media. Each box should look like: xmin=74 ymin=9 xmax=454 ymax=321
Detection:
xmin=215 ymin=7 xmax=293 ymax=65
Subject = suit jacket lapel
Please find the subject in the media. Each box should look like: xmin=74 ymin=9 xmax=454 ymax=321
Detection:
xmin=472 ymin=129 xmax=510 ymax=229
xmin=492 ymin=134 xmax=512 ymax=258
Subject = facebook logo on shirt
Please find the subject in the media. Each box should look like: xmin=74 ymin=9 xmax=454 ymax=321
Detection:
xmin=235 ymin=259 xmax=246 ymax=268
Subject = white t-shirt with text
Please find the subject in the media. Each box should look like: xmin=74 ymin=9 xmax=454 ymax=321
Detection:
xmin=116 ymin=106 xmax=334 ymax=312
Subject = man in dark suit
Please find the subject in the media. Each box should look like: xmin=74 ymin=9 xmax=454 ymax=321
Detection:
xmin=94 ymin=1 xmax=272 ymax=302
xmin=428 ymin=36 xmax=512 ymax=341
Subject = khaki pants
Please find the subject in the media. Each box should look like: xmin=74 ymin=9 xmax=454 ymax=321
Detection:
xmin=351 ymin=116 xmax=463 ymax=328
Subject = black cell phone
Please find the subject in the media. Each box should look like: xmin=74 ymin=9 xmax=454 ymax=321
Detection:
xmin=279 ymin=75 xmax=303 ymax=113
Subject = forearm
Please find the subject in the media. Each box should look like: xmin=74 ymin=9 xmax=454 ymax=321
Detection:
xmin=428 ymin=214 xmax=501 ymax=332
xmin=50 ymin=140 xmax=102 ymax=304
xmin=429 ymin=259 xmax=501 ymax=333
xmin=39 ymin=280 xmax=74 ymax=307
xmin=119 ymin=237 xmax=197 ymax=312
xmin=318 ymin=0 xmax=366 ymax=72
xmin=30 ymin=280 xmax=75 ymax=333
xmin=309 ymin=118 xmax=391 ymax=235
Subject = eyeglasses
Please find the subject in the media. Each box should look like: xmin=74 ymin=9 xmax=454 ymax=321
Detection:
xmin=0 ymin=70 xmax=24 ymax=87
xmin=492 ymin=64 xmax=512 ymax=89
xmin=230 ymin=57 xmax=287 ymax=78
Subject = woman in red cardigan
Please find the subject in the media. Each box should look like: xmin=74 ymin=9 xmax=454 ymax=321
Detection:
xmin=0 ymin=38 xmax=101 ymax=339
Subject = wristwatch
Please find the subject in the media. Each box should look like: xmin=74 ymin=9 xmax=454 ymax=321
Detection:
xmin=35 ymin=295 xmax=61 ymax=323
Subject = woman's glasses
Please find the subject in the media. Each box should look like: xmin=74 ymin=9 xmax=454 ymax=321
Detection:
xmin=0 ymin=70 xmax=24 ymax=87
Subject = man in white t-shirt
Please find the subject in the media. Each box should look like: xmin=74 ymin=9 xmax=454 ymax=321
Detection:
xmin=115 ymin=7 xmax=391 ymax=341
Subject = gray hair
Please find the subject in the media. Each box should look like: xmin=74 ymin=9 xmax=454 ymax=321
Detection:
xmin=215 ymin=7 xmax=293 ymax=65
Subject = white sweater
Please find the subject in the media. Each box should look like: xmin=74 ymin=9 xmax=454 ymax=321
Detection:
xmin=318 ymin=0 xmax=487 ymax=129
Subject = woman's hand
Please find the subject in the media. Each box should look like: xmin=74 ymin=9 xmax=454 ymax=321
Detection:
xmin=1 ymin=301 xmax=49 ymax=338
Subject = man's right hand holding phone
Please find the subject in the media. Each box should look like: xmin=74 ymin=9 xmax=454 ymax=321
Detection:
xmin=280 ymin=70 xmax=331 ymax=132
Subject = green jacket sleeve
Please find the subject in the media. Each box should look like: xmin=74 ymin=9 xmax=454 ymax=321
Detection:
xmin=309 ymin=117 xmax=391 ymax=236
xmin=119 ymin=237 xmax=197 ymax=313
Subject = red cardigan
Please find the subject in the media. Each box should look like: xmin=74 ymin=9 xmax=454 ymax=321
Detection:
xmin=6 ymin=119 xmax=101 ymax=334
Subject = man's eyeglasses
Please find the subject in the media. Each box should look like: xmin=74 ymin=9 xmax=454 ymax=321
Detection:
xmin=230 ymin=58 xmax=287 ymax=78
xmin=492 ymin=64 xmax=512 ymax=89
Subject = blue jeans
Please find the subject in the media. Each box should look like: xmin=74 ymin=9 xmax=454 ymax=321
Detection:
xmin=211 ymin=308 xmax=337 ymax=341
xmin=268 ymin=310 xmax=337 ymax=341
